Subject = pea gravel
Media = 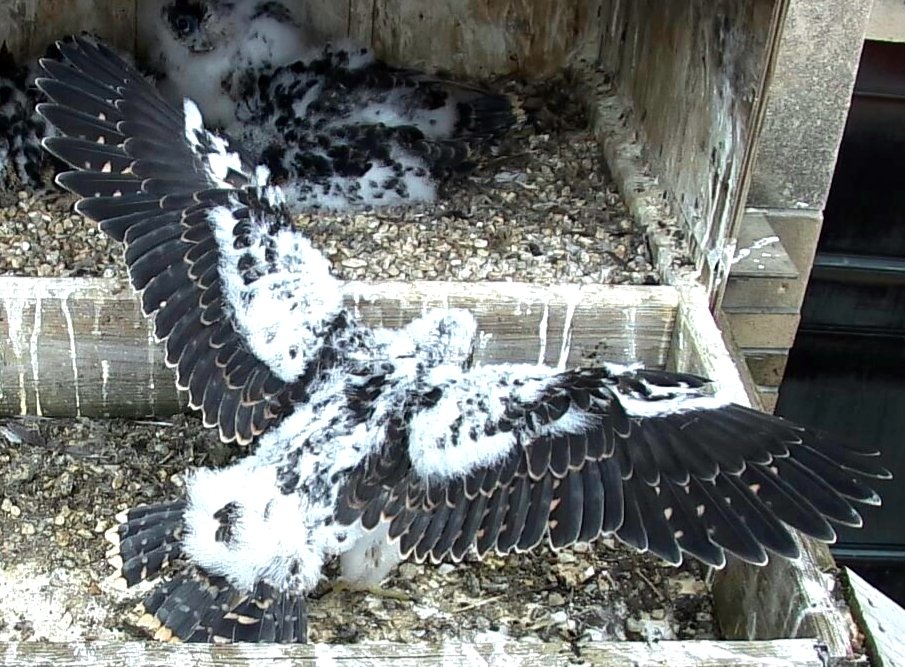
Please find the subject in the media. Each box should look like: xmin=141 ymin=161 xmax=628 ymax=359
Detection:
xmin=0 ymin=415 xmax=715 ymax=645
xmin=0 ymin=75 xmax=657 ymax=286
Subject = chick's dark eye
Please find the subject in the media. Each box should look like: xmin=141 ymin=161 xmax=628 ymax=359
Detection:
xmin=175 ymin=15 xmax=198 ymax=35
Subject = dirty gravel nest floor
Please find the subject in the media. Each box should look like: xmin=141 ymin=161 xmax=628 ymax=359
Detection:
xmin=0 ymin=74 xmax=660 ymax=286
xmin=0 ymin=74 xmax=712 ymax=646
xmin=0 ymin=415 xmax=715 ymax=645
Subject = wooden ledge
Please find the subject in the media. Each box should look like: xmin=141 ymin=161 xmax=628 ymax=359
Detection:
xmin=0 ymin=638 xmax=828 ymax=666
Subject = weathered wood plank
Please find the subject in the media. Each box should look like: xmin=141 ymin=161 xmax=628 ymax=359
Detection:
xmin=846 ymin=567 xmax=905 ymax=667
xmin=0 ymin=638 xmax=826 ymax=666
xmin=0 ymin=277 xmax=677 ymax=419
xmin=670 ymin=284 xmax=749 ymax=406
xmin=346 ymin=0 xmax=603 ymax=77
xmin=713 ymin=536 xmax=857 ymax=663
xmin=579 ymin=70 xmax=694 ymax=289
xmin=301 ymin=0 xmax=351 ymax=42
xmin=0 ymin=0 xmax=135 ymax=59
xmin=594 ymin=0 xmax=780 ymax=299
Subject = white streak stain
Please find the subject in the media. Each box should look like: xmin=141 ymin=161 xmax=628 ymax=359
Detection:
xmin=60 ymin=293 xmax=81 ymax=417
xmin=732 ymin=234 xmax=780 ymax=265
xmin=16 ymin=372 xmax=26 ymax=414
xmin=536 ymin=300 xmax=549 ymax=365
xmin=475 ymin=330 xmax=493 ymax=367
xmin=626 ymin=305 xmax=638 ymax=361
xmin=29 ymin=296 xmax=42 ymax=416
xmin=101 ymin=359 xmax=110 ymax=408
xmin=91 ymin=301 xmax=102 ymax=336
xmin=311 ymin=642 xmax=341 ymax=666
xmin=458 ymin=643 xmax=490 ymax=667
xmin=147 ymin=321 xmax=157 ymax=413
xmin=556 ymin=288 xmax=580 ymax=370
xmin=351 ymin=290 xmax=363 ymax=320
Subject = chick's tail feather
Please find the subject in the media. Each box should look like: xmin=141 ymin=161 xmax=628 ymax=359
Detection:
xmin=105 ymin=501 xmax=308 ymax=643
xmin=137 ymin=569 xmax=308 ymax=644
xmin=105 ymin=500 xmax=186 ymax=587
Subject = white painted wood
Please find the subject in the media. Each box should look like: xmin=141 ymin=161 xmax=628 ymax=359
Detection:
xmin=347 ymin=0 xmax=603 ymax=76
xmin=714 ymin=536 xmax=857 ymax=662
xmin=0 ymin=277 xmax=677 ymax=418
xmin=0 ymin=638 xmax=826 ymax=666
xmin=593 ymin=0 xmax=782 ymax=301
xmin=847 ymin=567 xmax=905 ymax=667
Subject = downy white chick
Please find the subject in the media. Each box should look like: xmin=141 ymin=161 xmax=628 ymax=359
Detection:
xmin=146 ymin=0 xmax=519 ymax=212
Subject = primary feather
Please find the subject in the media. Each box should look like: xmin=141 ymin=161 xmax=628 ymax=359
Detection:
xmin=39 ymin=35 xmax=888 ymax=645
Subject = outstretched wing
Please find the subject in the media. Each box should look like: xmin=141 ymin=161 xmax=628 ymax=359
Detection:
xmin=35 ymin=36 xmax=348 ymax=444
xmin=337 ymin=363 xmax=889 ymax=568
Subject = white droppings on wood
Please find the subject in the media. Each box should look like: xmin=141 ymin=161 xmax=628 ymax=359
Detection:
xmin=463 ymin=642 xmax=495 ymax=666
xmin=536 ymin=300 xmax=550 ymax=365
xmin=3 ymin=642 xmax=18 ymax=664
xmin=311 ymin=643 xmax=350 ymax=665
xmin=0 ymin=278 xmax=683 ymax=418
xmin=785 ymin=566 xmax=839 ymax=640
xmin=146 ymin=322 xmax=157 ymax=414
xmin=625 ymin=305 xmax=638 ymax=361
xmin=555 ymin=286 xmax=580 ymax=370
xmin=91 ymin=301 xmax=102 ymax=336
xmin=15 ymin=370 xmax=25 ymax=415
xmin=0 ymin=638 xmax=831 ymax=664
xmin=101 ymin=359 xmax=110 ymax=408
xmin=350 ymin=290 xmax=363 ymax=321
xmin=28 ymin=296 xmax=42 ymax=417
xmin=475 ymin=330 xmax=494 ymax=366
xmin=59 ymin=290 xmax=82 ymax=417
xmin=471 ymin=631 xmax=522 ymax=667
xmin=847 ymin=567 xmax=905 ymax=667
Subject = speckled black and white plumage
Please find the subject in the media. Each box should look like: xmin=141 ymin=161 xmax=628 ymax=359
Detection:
xmin=142 ymin=0 xmax=317 ymax=129
xmin=147 ymin=0 xmax=519 ymax=211
xmin=38 ymin=36 xmax=889 ymax=645
xmin=0 ymin=43 xmax=57 ymax=197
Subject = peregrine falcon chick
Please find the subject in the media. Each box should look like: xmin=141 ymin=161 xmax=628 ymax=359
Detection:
xmin=146 ymin=0 xmax=520 ymax=212
xmin=38 ymin=36 xmax=888 ymax=645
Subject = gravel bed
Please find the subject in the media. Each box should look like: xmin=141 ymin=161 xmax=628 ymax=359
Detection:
xmin=0 ymin=75 xmax=657 ymax=286
xmin=0 ymin=415 xmax=715 ymax=645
